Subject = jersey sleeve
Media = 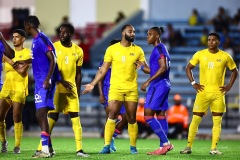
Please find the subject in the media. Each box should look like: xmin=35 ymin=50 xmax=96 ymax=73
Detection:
xmin=76 ymin=46 xmax=83 ymax=67
xmin=156 ymin=45 xmax=167 ymax=59
xmin=226 ymin=54 xmax=237 ymax=70
xmin=22 ymin=48 xmax=32 ymax=60
xmin=189 ymin=51 xmax=200 ymax=66
xmin=104 ymin=46 xmax=112 ymax=62
xmin=39 ymin=35 xmax=53 ymax=54
xmin=137 ymin=46 xmax=145 ymax=62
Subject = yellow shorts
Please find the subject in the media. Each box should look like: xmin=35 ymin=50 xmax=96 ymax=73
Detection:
xmin=49 ymin=92 xmax=79 ymax=114
xmin=108 ymin=88 xmax=138 ymax=102
xmin=0 ymin=90 xmax=26 ymax=104
xmin=193 ymin=91 xmax=226 ymax=113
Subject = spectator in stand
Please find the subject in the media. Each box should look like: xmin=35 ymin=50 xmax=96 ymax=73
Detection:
xmin=167 ymin=94 xmax=189 ymax=139
xmin=200 ymin=28 xmax=209 ymax=46
xmin=210 ymin=7 xmax=231 ymax=32
xmin=222 ymin=36 xmax=235 ymax=58
xmin=136 ymin=97 xmax=153 ymax=139
xmin=55 ymin=16 xmax=70 ymax=36
xmin=162 ymin=23 xmax=185 ymax=48
xmin=233 ymin=8 xmax=240 ymax=25
xmin=114 ymin=11 xmax=126 ymax=24
xmin=78 ymin=36 xmax=91 ymax=68
xmin=188 ymin=9 xmax=203 ymax=26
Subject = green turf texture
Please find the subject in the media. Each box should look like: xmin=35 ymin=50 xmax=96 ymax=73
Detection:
xmin=1 ymin=137 xmax=240 ymax=159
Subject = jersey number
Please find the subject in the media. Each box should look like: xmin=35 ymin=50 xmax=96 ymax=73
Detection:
xmin=65 ymin=56 xmax=69 ymax=64
xmin=121 ymin=56 xmax=126 ymax=63
xmin=208 ymin=62 xmax=214 ymax=69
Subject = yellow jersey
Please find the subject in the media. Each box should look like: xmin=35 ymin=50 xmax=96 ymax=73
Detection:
xmin=2 ymin=48 xmax=31 ymax=94
xmin=189 ymin=49 xmax=236 ymax=92
xmin=104 ymin=42 xmax=145 ymax=90
xmin=54 ymin=41 xmax=83 ymax=93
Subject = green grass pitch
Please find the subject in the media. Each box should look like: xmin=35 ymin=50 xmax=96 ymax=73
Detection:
xmin=1 ymin=137 xmax=240 ymax=159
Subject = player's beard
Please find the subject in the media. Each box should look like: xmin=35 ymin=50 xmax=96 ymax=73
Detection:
xmin=125 ymin=34 xmax=134 ymax=42
xmin=60 ymin=36 xmax=71 ymax=43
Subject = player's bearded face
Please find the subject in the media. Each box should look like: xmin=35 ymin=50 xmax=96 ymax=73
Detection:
xmin=125 ymin=33 xmax=134 ymax=42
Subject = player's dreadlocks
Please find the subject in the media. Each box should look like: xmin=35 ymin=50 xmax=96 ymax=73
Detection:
xmin=25 ymin=15 xmax=40 ymax=28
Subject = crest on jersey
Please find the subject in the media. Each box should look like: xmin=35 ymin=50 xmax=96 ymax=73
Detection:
xmin=129 ymin=53 xmax=135 ymax=56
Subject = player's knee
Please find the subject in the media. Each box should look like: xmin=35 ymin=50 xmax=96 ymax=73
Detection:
xmin=48 ymin=113 xmax=59 ymax=121
xmin=69 ymin=112 xmax=78 ymax=118
xmin=13 ymin=113 xmax=22 ymax=123
xmin=108 ymin=110 xmax=118 ymax=119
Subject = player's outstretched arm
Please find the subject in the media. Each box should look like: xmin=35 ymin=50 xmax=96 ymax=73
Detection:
xmin=82 ymin=62 xmax=111 ymax=94
xmin=0 ymin=32 xmax=15 ymax=59
xmin=136 ymin=60 xmax=150 ymax=74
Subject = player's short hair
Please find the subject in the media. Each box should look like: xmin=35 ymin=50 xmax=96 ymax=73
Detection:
xmin=13 ymin=29 xmax=27 ymax=38
xmin=208 ymin=32 xmax=220 ymax=41
xmin=150 ymin=26 xmax=165 ymax=36
xmin=60 ymin=23 xmax=75 ymax=34
xmin=121 ymin=24 xmax=132 ymax=32
xmin=25 ymin=15 xmax=40 ymax=28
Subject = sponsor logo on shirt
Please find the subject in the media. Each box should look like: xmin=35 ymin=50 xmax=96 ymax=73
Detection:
xmin=216 ymin=59 xmax=222 ymax=62
xmin=129 ymin=53 xmax=135 ymax=56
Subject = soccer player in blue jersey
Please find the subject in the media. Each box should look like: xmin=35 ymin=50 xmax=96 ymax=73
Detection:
xmin=139 ymin=26 xmax=174 ymax=155
xmin=24 ymin=15 xmax=60 ymax=158
xmin=98 ymin=39 xmax=128 ymax=152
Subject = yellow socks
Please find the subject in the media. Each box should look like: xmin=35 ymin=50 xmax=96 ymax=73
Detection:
xmin=14 ymin=122 xmax=23 ymax=147
xmin=211 ymin=116 xmax=222 ymax=149
xmin=187 ymin=115 xmax=202 ymax=148
xmin=128 ymin=122 xmax=138 ymax=147
xmin=0 ymin=121 xmax=6 ymax=142
xmin=71 ymin=117 xmax=82 ymax=151
xmin=104 ymin=118 xmax=116 ymax=146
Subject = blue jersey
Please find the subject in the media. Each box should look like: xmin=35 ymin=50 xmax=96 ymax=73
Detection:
xmin=99 ymin=60 xmax=111 ymax=89
xmin=0 ymin=41 xmax=4 ymax=87
xmin=149 ymin=43 xmax=170 ymax=86
xmin=31 ymin=32 xmax=60 ymax=84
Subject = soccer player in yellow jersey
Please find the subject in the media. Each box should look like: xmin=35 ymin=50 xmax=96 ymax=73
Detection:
xmin=180 ymin=33 xmax=238 ymax=155
xmin=36 ymin=23 xmax=89 ymax=157
xmin=0 ymin=29 xmax=31 ymax=154
xmin=82 ymin=24 xmax=147 ymax=154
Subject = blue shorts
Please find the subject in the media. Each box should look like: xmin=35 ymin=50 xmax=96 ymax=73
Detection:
xmin=145 ymin=82 xmax=170 ymax=111
xmin=34 ymin=82 xmax=56 ymax=110
xmin=103 ymin=87 xmax=126 ymax=115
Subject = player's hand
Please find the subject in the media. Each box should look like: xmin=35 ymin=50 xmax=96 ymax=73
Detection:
xmin=141 ymin=81 xmax=149 ymax=91
xmin=192 ymin=83 xmax=204 ymax=93
xmin=99 ymin=94 xmax=106 ymax=104
xmin=135 ymin=60 xmax=143 ymax=69
xmin=82 ymin=83 xmax=94 ymax=94
xmin=219 ymin=85 xmax=231 ymax=93
xmin=43 ymin=78 xmax=51 ymax=89
xmin=12 ymin=61 xmax=20 ymax=69
xmin=60 ymin=80 xmax=74 ymax=90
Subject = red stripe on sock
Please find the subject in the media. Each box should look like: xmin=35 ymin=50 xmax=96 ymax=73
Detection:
xmin=157 ymin=115 xmax=166 ymax=120
xmin=144 ymin=116 xmax=154 ymax=121
xmin=41 ymin=131 xmax=50 ymax=137
xmin=115 ymin=129 xmax=121 ymax=134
